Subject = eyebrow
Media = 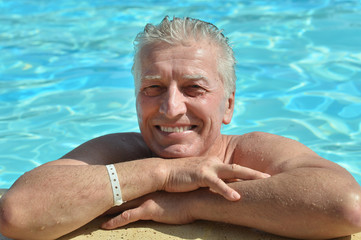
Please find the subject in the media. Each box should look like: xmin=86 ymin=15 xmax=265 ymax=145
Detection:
xmin=182 ymin=74 xmax=209 ymax=81
xmin=142 ymin=75 xmax=162 ymax=81
xmin=141 ymin=74 xmax=209 ymax=81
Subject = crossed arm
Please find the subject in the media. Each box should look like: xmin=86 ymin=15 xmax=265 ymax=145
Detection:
xmin=1 ymin=132 xmax=361 ymax=240
xmin=101 ymin=132 xmax=361 ymax=239
xmin=0 ymin=132 xmax=267 ymax=239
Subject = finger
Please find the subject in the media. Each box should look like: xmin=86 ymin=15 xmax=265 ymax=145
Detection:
xmin=102 ymin=200 xmax=139 ymax=215
xmin=101 ymin=207 xmax=146 ymax=229
xmin=219 ymin=164 xmax=270 ymax=180
xmin=206 ymin=176 xmax=241 ymax=201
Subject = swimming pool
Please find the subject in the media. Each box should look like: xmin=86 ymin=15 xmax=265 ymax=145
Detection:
xmin=1 ymin=0 xmax=360 ymax=189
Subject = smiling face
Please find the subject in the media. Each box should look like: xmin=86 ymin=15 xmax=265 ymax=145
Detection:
xmin=135 ymin=41 xmax=234 ymax=158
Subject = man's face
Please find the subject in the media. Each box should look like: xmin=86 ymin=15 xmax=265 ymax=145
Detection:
xmin=136 ymin=41 xmax=234 ymax=158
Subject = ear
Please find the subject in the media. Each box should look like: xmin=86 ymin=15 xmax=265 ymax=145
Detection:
xmin=222 ymin=92 xmax=235 ymax=125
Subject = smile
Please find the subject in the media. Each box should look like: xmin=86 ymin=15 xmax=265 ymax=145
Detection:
xmin=157 ymin=125 xmax=196 ymax=133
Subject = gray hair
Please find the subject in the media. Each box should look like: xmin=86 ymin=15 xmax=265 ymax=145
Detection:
xmin=132 ymin=16 xmax=236 ymax=97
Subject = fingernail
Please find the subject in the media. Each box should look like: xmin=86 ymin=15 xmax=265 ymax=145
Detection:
xmin=263 ymin=173 xmax=271 ymax=178
xmin=101 ymin=222 xmax=110 ymax=229
xmin=232 ymin=191 xmax=241 ymax=200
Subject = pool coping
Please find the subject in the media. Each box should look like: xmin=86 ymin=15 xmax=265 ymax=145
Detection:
xmin=0 ymin=189 xmax=360 ymax=240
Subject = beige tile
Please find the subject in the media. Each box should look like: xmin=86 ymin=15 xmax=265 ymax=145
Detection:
xmin=58 ymin=216 xmax=361 ymax=240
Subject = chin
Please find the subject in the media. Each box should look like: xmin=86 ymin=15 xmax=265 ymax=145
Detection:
xmin=156 ymin=151 xmax=194 ymax=159
xmin=153 ymin=145 xmax=200 ymax=159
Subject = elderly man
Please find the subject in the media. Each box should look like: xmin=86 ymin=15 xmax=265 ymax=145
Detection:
xmin=1 ymin=16 xmax=361 ymax=240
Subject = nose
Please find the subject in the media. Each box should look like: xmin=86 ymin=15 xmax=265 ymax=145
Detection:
xmin=159 ymin=84 xmax=187 ymax=118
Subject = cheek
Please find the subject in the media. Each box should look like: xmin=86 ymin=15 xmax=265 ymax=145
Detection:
xmin=136 ymin=97 xmax=157 ymax=125
xmin=136 ymin=98 xmax=146 ymax=125
xmin=204 ymin=95 xmax=227 ymax=118
xmin=193 ymin=97 xmax=225 ymax=126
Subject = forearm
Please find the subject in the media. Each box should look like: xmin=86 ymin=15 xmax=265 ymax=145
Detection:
xmin=0 ymin=159 xmax=165 ymax=240
xmin=190 ymin=168 xmax=361 ymax=239
xmin=0 ymin=164 xmax=112 ymax=239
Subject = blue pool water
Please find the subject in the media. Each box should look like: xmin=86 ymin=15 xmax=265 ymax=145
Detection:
xmin=0 ymin=0 xmax=360 ymax=189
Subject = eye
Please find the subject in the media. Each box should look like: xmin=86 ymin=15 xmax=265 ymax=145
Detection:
xmin=184 ymin=85 xmax=206 ymax=97
xmin=142 ymin=85 xmax=165 ymax=97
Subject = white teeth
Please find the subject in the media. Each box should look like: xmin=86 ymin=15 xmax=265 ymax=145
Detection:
xmin=160 ymin=126 xmax=192 ymax=133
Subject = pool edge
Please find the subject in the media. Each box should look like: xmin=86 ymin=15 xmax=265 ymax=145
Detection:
xmin=1 ymin=189 xmax=360 ymax=240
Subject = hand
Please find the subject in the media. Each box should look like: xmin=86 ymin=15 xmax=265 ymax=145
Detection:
xmin=160 ymin=156 xmax=270 ymax=201
xmin=101 ymin=191 xmax=194 ymax=230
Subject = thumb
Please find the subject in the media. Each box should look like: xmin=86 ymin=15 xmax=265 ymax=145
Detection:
xmin=101 ymin=208 xmax=145 ymax=229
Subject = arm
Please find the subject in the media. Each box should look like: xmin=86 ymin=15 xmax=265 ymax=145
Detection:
xmin=0 ymin=133 xmax=160 ymax=240
xmin=190 ymin=167 xmax=361 ymax=239
xmin=212 ymin=132 xmax=361 ymax=238
xmin=103 ymin=132 xmax=361 ymax=239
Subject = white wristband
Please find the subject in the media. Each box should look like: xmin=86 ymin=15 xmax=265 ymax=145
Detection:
xmin=106 ymin=164 xmax=124 ymax=206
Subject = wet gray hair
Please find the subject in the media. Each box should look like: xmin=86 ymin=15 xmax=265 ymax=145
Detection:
xmin=132 ymin=16 xmax=236 ymax=97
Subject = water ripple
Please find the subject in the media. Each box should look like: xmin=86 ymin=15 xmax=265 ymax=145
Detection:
xmin=1 ymin=0 xmax=361 ymax=188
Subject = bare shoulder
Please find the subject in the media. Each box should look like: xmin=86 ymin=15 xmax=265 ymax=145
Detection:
xmin=60 ymin=132 xmax=153 ymax=165
xmin=231 ymin=131 xmax=313 ymax=154
xmin=229 ymin=131 xmax=339 ymax=173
